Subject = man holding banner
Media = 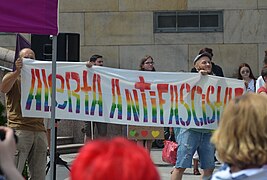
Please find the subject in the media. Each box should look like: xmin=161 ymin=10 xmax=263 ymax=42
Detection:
xmin=171 ymin=52 xmax=216 ymax=180
xmin=1 ymin=48 xmax=47 ymax=180
xmin=84 ymin=54 xmax=108 ymax=142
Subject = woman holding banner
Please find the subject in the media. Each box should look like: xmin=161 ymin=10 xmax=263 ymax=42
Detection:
xmin=171 ymin=52 xmax=216 ymax=180
xmin=128 ymin=55 xmax=164 ymax=154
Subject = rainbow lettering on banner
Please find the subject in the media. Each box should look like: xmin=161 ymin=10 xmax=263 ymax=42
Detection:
xmin=21 ymin=61 xmax=245 ymax=129
xmin=25 ymin=69 xmax=42 ymax=111
xmin=135 ymin=76 xmax=151 ymax=123
xmin=90 ymin=74 xmax=103 ymax=116
xmin=25 ymin=69 xmax=104 ymax=117
xmin=110 ymin=78 xmax=122 ymax=119
xmin=81 ymin=70 xmax=92 ymax=115
xmin=125 ymin=89 xmax=139 ymax=121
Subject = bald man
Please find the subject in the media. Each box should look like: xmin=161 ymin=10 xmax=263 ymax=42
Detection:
xmin=1 ymin=48 xmax=47 ymax=180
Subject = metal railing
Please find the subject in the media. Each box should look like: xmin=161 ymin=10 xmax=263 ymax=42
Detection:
xmin=0 ymin=65 xmax=12 ymax=72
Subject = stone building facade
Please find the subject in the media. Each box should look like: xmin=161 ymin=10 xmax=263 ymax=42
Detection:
xmin=58 ymin=0 xmax=267 ymax=77
xmin=1 ymin=0 xmax=267 ymax=76
xmin=0 ymin=0 xmax=267 ymax=141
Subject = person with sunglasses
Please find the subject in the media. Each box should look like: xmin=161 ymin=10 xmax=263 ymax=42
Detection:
xmin=237 ymin=63 xmax=256 ymax=92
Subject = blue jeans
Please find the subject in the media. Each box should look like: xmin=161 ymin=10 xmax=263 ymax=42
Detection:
xmin=173 ymin=127 xmax=181 ymax=142
xmin=175 ymin=128 xmax=215 ymax=169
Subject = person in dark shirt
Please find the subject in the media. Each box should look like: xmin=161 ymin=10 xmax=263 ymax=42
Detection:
xmin=191 ymin=47 xmax=224 ymax=77
xmin=84 ymin=55 xmax=108 ymax=142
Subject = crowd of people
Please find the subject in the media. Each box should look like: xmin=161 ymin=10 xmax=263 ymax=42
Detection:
xmin=1 ymin=47 xmax=267 ymax=180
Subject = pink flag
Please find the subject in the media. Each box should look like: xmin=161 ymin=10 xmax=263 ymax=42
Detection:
xmin=0 ymin=0 xmax=58 ymax=35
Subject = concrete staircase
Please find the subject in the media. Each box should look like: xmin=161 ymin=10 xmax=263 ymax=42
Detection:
xmin=56 ymin=136 xmax=83 ymax=154
xmin=55 ymin=120 xmax=85 ymax=155
xmin=55 ymin=119 xmax=126 ymax=155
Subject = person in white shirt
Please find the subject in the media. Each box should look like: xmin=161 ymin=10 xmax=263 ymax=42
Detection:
xmin=237 ymin=63 xmax=256 ymax=92
xmin=256 ymin=50 xmax=267 ymax=92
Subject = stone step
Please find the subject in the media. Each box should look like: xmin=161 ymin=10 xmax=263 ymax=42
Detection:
xmin=57 ymin=136 xmax=74 ymax=145
xmin=57 ymin=143 xmax=84 ymax=154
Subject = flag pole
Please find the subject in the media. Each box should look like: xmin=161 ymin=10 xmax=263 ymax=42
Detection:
xmin=50 ymin=35 xmax=57 ymax=180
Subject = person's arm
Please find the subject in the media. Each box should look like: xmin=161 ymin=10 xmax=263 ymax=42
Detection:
xmin=192 ymin=67 xmax=209 ymax=75
xmin=198 ymin=70 xmax=209 ymax=75
xmin=0 ymin=127 xmax=24 ymax=180
xmin=1 ymin=58 xmax=22 ymax=93
xmin=86 ymin=61 xmax=93 ymax=68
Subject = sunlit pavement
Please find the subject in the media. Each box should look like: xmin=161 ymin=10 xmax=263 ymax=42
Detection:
xmin=45 ymin=148 xmax=220 ymax=180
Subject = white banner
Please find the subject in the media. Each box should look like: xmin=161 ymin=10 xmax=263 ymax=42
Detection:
xmin=21 ymin=59 xmax=245 ymax=129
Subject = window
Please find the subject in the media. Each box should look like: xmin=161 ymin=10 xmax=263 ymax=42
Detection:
xmin=154 ymin=11 xmax=223 ymax=33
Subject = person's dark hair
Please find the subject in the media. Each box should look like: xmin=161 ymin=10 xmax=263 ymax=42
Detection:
xmin=199 ymin=47 xmax=213 ymax=59
xmin=264 ymin=50 xmax=267 ymax=65
xmin=237 ymin=63 xmax=256 ymax=80
xmin=90 ymin=54 xmax=102 ymax=62
xmin=139 ymin=55 xmax=156 ymax=71
xmin=261 ymin=66 xmax=267 ymax=82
